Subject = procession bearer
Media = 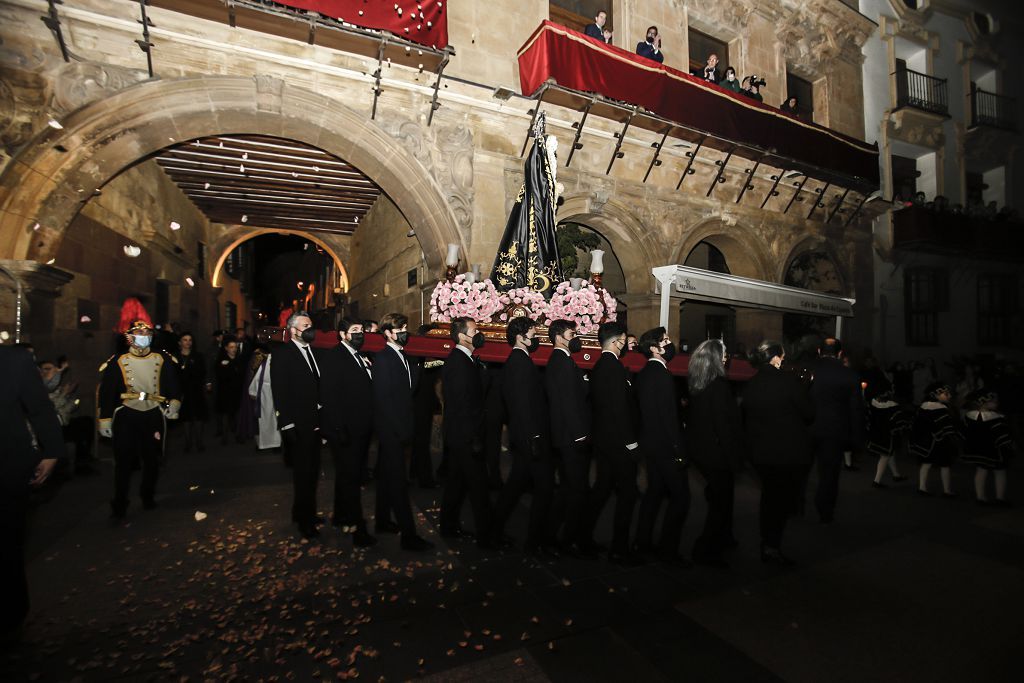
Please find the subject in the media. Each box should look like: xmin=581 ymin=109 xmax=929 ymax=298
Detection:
xmin=98 ymin=309 xmax=181 ymax=518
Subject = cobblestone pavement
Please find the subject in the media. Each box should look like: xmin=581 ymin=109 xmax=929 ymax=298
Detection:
xmin=5 ymin=437 xmax=1021 ymax=682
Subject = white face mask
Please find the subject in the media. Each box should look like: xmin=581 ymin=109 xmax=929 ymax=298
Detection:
xmin=133 ymin=334 xmax=152 ymax=349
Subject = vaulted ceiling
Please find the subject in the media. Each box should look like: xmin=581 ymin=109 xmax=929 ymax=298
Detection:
xmin=155 ymin=135 xmax=381 ymax=234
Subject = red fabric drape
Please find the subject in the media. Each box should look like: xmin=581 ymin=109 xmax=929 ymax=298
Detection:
xmin=518 ymin=21 xmax=878 ymax=185
xmin=278 ymin=1 xmax=448 ymax=48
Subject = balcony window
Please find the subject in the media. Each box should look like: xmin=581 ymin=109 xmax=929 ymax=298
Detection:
xmin=978 ymin=274 xmax=1016 ymax=346
xmin=969 ymin=83 xmax=1016 ymax=130
xmin=549 ymin=1 xmax=606 ymax=35
xmin=904 ymin=267 xmax=947 ymax=346
xmin=785 ymin=71 xmax=814 ymax=120
xmin=688 ymin=28 xmax=729 ymax=77
xmin=895 ymin=59 xmax=948 ymax=116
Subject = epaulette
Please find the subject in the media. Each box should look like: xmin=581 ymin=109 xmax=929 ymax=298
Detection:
xmin=166 ymin=353 xmax=180 ymax=365
xmin=98 ymin=354 xmax=116 ymax=373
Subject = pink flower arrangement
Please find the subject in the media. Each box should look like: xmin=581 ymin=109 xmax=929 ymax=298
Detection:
xmin=429 ymin=275 xmax=504 ymax=323
xmin=497 ymin=287 xmax=550 ymax=322
xmin=543 ymin=281 xmax=618 ymax=335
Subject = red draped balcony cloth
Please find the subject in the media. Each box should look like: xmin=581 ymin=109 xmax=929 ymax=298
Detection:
xmin=277 ymin=0 xmax=448 ymax=48
xmin=517 ymin=21 xmax=878 ymax=187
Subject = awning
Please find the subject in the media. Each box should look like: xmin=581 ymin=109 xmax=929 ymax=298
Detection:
xmin=652 ymin=265 xmax=855 ymax=336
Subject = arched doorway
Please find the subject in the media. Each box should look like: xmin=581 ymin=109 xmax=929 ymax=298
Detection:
xmin=680 ymin=240 xmax=735 ymax=352
xmin=555 ymin=220 xmax=630 ymax=325
xmin=782 ymin=249 xmax=846 ymax=343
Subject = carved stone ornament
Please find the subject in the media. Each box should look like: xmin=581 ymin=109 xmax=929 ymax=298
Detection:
xmin=777 ymin=0 xmax=874 ymax=71
xmin=0 ymin=79 xmax=14 ymax=139
xmin=887 ymin=109 xmax=945 ymax=149
xmin=51 ymin=61 xmax=148 ymax=114
xmin=254 ymin=74 xmax=285 ymax=114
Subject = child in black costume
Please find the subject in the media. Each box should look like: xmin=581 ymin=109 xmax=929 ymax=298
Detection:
xmin=910 ymin=382 xmax=961 ymax=497
xmin=962 ymin=390 xmax=1013 ymax=506
xmin=867 ymin=385 xmax=911 ymax=488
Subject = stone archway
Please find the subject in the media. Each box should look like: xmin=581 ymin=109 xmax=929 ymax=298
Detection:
xmin=778 ymin=236 xmax=850 ymax=296
xmin=673 ymin=218 xmax=773 ymax=282
xmin=210 ymin=228 xmax=350 ymax=291
xmin=0 ymin=75 xmax=465 ymax=275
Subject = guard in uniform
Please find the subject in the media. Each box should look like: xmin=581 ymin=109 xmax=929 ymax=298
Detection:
xmin=99 ymin=318 xmax=181 ymax=518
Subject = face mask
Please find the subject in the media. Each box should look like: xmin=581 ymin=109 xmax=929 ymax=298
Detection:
xmin=567 ymin=336 xmax=582 ymax=354
xmin=471 ymin=332 xmax=486 ymax=349
xmin=299 ymin=328 xmax=317 ymax=344
xmin=395 ymin=331 xmax=409 ymax=347
xmin=347 ymin=332 xmax=364 ymax=351
xmin=133 ymin=335 xmax=152 ymax=349
xmin=661 ymin=342 xmax=676 ymax=363
xmin=616 ymin=341 xmax=628 ymax=358
xmin=44 ymin=374 xmax=61 ymax=391
xmin=526 ymin=336 xmax=540 ymax=353
xmin=647 ymin=35 xmax=655 ymax=43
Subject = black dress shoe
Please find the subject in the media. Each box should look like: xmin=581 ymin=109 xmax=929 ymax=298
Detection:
xmin=376 ymin=520 xmax=401 ymax=534
xmin=352 ymin=529 xmax=378 ymax=548
xmin=400 ymin=534 xmax=434 ymax=552
xmin=657 ymin=553 xmax=693 ymax=569
xmin=693 ymin=554 xmax=729 ymax=569
xmin=312 ymin=515 xmax=327 ymax=527
xmin=142 ymin=499 xmax=158 ymax=510
xmin=562 ymin=543 xmax=600 ymax=560
xmin=844 ymin=464 xmax=860 ymax=472
xmin=892 ymin=474 xmax=908 ymax=482
xmin=110 ymin=502 xmax=127 ymax=519
xmin=298 ymin=524 xmax=320 ymax=539
xmin=917 ymin=489 xmax=933 ymax=497
xmin=761 ymin=549 xmax=796 ymax=567
xmin=607 ymin=551 xmax=644 ymax=566
xmin=941 ymin=491 xmax=958 ymax=499
xmin=871 ymin=481 xmax=888 ymax=489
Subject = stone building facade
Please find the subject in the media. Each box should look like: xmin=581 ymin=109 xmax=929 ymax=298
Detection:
xmin=1 ymin=0 xmax=882 ymax=372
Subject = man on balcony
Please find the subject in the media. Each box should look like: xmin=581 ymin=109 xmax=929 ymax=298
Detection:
xmin=696 ymin=54 xmax=720 ymax=84
xmin=584 ymin=10 xmax=612 ymax=44
xmin=636 ymin=26 xmax=663 ymax=63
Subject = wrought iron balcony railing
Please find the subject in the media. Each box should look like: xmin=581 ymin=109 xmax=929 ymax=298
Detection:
xmin=895 ymin=66 xmax=948 ymax=116
xmin=970 ymin=83 xmax=1016 ymax=131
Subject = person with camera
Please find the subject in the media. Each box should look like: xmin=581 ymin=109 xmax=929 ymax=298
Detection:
xmin=636 ymin=26 xmax=663 ymax=63
xmin=741 ymin=76 xmax=765 ymax=102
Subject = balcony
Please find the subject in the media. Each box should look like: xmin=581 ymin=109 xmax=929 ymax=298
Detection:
xmin=970 ymin=84 xmax=1016 ymax=131
xmin=895 ymin=66 xmax=948 ymax=116
xmin=892 ymin=205 xmax=1024 ymax=260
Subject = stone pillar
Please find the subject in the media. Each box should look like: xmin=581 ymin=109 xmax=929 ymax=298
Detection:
xmin=734 ymin=309 xmax=783 ymax=352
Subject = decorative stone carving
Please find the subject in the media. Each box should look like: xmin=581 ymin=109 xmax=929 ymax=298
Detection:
xmin=51 ymin=61 xmax=147 ymax=114
xmin=0 ymin=79 xmax=15 ymax=140
xmin=777 ymin=0 xmax=874 ymax=72
xmin=886 ymin=109 xmax=945 ymax=149
xmin=590 ymin=189 xmax=610 ymax=214
xmin=254 ymin=74 xmax=285 ymax=114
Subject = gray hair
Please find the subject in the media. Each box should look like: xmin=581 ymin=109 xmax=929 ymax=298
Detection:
xmin=688 ymin=339 xmax=726 ymax=394
xmin=285 ymin=311 xmax=310 ymax=331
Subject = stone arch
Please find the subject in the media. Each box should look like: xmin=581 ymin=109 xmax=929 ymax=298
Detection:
xmin=673 ymin=218 xmax=773 ymax=281
xmin=0 ymin=75 xmax=464 ymax=275
xmin=557 ymin=194 xmax=663 ymax=294
xmin=210 ymin=228 xmax=350 ymax=291
xmin=778 ymin=235 xmax=850 ymax=296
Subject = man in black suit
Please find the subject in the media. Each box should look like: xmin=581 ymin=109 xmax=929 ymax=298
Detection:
xmin=545 ymin=319 xmax=590 ymax=555
xmin=633 ymin=328 xmax=691 ymax=565
xmin=410 ymin=324 xmax=440 ymax=489
xmin=269 ymin=311 xmax=323 ymax=539
xmin=584 ymin=10 xmax=612 ymax=44
xmin=585 ymin=322 xmax=640 ymax=562
xmin=318 ymin=318 xmax=377 ymax=548
xmin=491 ymin=316 xmax=554 ymax=553
xmin=1 ymin=345 xmax=64 ymax=631
xmin=439 ymin=317 xmax=493 ymax=545
xmin=695 ymin=53 xmax=720 ymax=83
xmin=808 ymin=337 xmax=865 ymax=523
xmin=636 ymin=26 xmax=664 ymax=63
xmin=371 ymin=313 xmax=433 ymax=551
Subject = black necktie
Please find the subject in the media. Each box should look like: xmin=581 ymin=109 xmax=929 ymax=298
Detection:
xmin=303 ymin=346 xmax=319 ymax=379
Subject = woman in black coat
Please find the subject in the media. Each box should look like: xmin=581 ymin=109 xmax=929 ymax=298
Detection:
xmin=214 ymin=339 xmax=245 ymax=444
xmin=177 ymin=332 xmax=209 ymax=452
xmin=741 ymin=340 xmax=815 ymax=566
xmin=686 ymin=339 xmax=742 ymax=568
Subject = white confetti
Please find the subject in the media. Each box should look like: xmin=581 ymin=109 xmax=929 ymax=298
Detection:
xmin=194 ymin=511 xmax=208 ymax=522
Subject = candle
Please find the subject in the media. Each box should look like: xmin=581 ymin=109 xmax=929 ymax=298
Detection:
xmin=445 ymin=243 xmax=460 ymax=267
xmin=570 ymin=277 xmax=584 ymax=290
xmin=589 ymin=249 xmax=605 ymax=274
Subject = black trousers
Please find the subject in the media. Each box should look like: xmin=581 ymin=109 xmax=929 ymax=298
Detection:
xmin=375 ymin=435 xmax=417 ymax=537
xmin=64 ymin=415 xmax=95 ymax=466
xmin=483 ymin=388 xmax=506 ymax=488
xmin=635 ymin=455 xmax=691 ymax=557
xmin=586 ymin=445 xmax=639 ymax=553
xmin=0 ymin=481 xmax=29 ymax=629
xmin=409 ymin=403 xmax=436 ymax=485
xmin=693 ymin=466 xmax=735 ymax=560
xmin=492 ymin=440 xmax=554 ymax=549
xmin=439 ymin=440 xmax=492 ymax=536
xmin=326 ymin=429 xmax=369 ymax=529
xmin=112 ymin=408 xmax=165 ymax=510
xmin=755 ymin=463 xmax=808 ymax=549
xmin=813 ymin=438 xmax=844 ymax=521
xmin=285 ymin=427 xmax=321 ymax=526
xmin=549 ymin=441 xmax=590 ymax=546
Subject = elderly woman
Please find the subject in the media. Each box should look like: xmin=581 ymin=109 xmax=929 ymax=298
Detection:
xmin=741 ymin=340 xmax=815 ymax=566
xmin=686 ymin=339 xmax=742 ymax=568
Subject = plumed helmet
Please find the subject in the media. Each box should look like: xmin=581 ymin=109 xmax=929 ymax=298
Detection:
xmin=117 ymin=297 xmax=152 ymax=334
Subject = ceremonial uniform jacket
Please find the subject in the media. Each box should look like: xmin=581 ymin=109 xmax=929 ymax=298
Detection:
xmin=98 ymin=350 xmax=181 ymax=431
xmin=866 ymin=398 xmax=911 ymax=458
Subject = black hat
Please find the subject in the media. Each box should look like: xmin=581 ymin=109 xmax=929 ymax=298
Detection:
xmin=925 ymin=381 xmax=952 ymax=399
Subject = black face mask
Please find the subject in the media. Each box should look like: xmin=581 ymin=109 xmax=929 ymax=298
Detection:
xmin=661 ymin=342 xmax=676 ymax=363
xmin=471 ymin=332 xmax=486 ymax=349
xmin=567 ymin=336 xmax=582 ymax=354
xmin=299 ymin=328 xmax=317 ymax=344
xmin=617 ymin=341 xmax=628 ymax=358
xmin=347 ymin=332 xmax=364 ymax=351
xmin=526 ymin=336 xmax=540 ymax=353
xmin=394 ymin=331 xmax=409 ymax=347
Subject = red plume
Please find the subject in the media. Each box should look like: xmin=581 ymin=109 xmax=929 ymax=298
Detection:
xmin=117 ymin=297 xmax=152 ymax=334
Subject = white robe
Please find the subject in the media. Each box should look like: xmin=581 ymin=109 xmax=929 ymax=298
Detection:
xmin=248 ymin=355 xmax=281 ymax=450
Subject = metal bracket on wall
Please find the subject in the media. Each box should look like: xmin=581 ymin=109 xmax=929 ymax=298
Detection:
xmin=844 ymin=194 xmax=870 ymax=228
xmin=826 ymin=188 xmax=851 ymax=224
xmin=783 ymin=174 xmax=810 ymax=214
xmin=760 ymin=170 xmax=786 ymax=209
xmin=427 ymin=53 xmax=449 ymax=126
xmin=675 ymin=137 xmax=705 ymax=190
xmin=136 ymin=0 xmax=155 ymax=78
xmin=41 ymin=0 xmax=70 ymax=62
xmin=643 ymin=129 xmax=671 ymax=183
xmin=566 ymin=99 xmax=595 ymax=167
xmin=735 ymin=156 xmax=764 ymax=204
xmin=370 ymin=39 xmax=388 ymax=120
xmin=606 ymin=107 xmax=638 ymax=175
xmin=807 ymin=182 xmax=831 ymax=220
xmin=227 ymin=0 xmax=236 ymax=27
xmin=706 ymin=148 xmax=734 ymax=198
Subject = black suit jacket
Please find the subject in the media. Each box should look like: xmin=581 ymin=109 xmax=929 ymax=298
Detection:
xmin=584 ymin=23 xmax=608 ymax=43
xmin=741 ymin=366 xmax=815 ymax=466
xmin=372 ymin=344 xmax=418 ymax=443
xmin=590 ymin=351 xmax=637 ymax=449
xmin=635 ymin=360 xmax=683 ymax=461
xmin=441 ymin=348 xmax=484 ymax=447
xmin=319 ymin=344 xmax=373 ymax=439
xmin=636 ymin=41 xmax=664 ymax=63
xmin=545 ymin=349 xmax=590 ymax=448
xmin=808 ymin=357 xmax=865 ymax=444
xmin=0 ymin=347 xmax=65 ymax=488
xmin=502 ymin=348 xmax=549 ymax=448
xmin=686 ymin=376 xmax=742 ymax=473
xmin=269 ymin=340 xmax=321 ymax=433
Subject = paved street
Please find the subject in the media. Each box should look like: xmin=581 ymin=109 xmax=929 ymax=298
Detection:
xmin=5 ymin=435 xmax=1022 ymax=682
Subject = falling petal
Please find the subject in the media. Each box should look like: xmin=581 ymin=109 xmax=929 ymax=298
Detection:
xmin=194 ymin=511 xmax=207 ymax=521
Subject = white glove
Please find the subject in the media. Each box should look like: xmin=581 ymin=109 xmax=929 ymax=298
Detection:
xmin=99 ymin=425 xmax=112 ymax=438
xmin=164 ymin=406 xmax=179 ymax=420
